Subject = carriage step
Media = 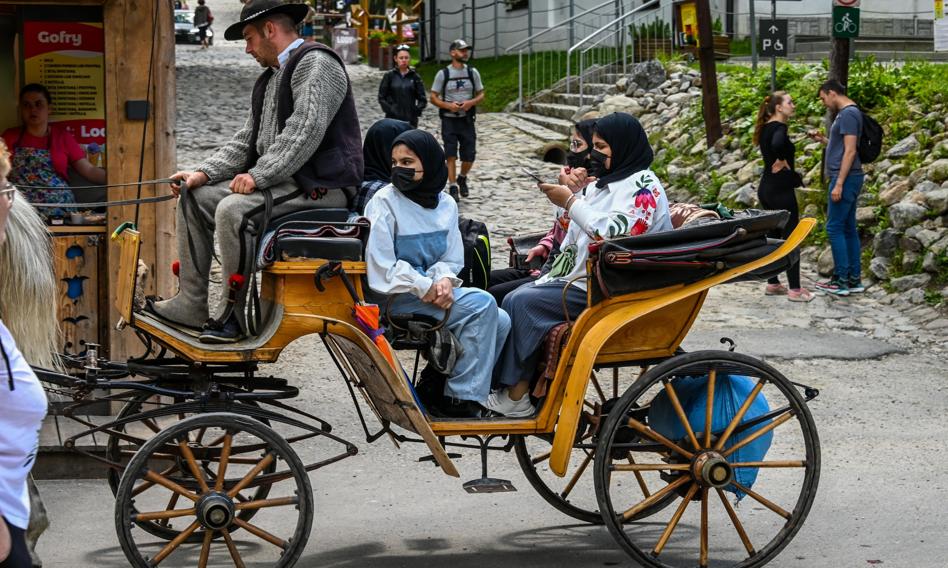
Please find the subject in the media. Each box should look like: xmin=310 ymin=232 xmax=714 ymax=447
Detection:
xmin=463 ymin=477 xmax=517 ymax=493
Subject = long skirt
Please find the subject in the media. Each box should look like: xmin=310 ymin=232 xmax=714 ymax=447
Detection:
xmin=493 ymin=281 xmax=587 ymax=388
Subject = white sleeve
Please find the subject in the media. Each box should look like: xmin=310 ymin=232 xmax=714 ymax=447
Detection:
xmin=425 ymin=202 xmax=464 ymax=287
xmin=364 ymin=198 xmax=433 ymax=298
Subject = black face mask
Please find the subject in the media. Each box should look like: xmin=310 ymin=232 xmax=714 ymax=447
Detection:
xmin=391 ymin=166 xmax=423 ymax=192
xmin=587 ymin=149 xmax=610 ymax=178
xmin=566 ymin=151 xmax=588 ymax=170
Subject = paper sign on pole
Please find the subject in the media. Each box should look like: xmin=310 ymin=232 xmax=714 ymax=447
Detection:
xmin=936 ymin=0 xmax=948 ymax=51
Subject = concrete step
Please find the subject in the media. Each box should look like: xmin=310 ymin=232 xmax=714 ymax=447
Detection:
xmin=793 ymin=37 xmax=933 ymax=54
xmin=525 ymin=102 xmax=581 ymax=121
xmin=512 ymin=112 xmax=575 ymax=136
xmin=495 ymin=113 xmax=567 ymax=142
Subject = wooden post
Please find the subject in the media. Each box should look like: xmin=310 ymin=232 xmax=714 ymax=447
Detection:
xmin=828 ymin=37 xmax=850 ymax=87
xmin=695 ymin=0 xmax=722 ymax=144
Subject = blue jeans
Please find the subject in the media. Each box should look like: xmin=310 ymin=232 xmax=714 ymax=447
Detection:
xmin=388 ymin=288 xmax=510 ymax=402
xmin=826 ymin=173 xmax=864 ymax=282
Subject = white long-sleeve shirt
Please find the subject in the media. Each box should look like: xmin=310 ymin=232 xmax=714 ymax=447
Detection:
xmin=537 ymin=169 xmax=673 ymax=290
xmin=364 ymin=185 xmax=464 ymax=298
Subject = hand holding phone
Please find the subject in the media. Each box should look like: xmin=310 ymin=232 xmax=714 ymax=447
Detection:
xmin=521 ymin=167 xmax=545 ymax=184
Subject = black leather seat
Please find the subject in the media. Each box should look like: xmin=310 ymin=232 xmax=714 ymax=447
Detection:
xmin=261 ymin=208 xmax=367 ymax=263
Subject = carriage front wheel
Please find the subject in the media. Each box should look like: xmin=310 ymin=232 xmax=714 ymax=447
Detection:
xmin=593 ymin=350 xmax=820 ymax=568
xmin=114 ymin=413 xmax=313 ymax=567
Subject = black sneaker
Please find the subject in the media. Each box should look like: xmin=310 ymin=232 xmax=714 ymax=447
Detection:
xmin=448 ymin=184 xmax=460 ymax=201
xmin=428 ymin=395 xmax=486 ymax=419
xmin=457 ymin=175 xmax=470 ymax=197
xmin=198 ymin=314 xmax=244 ymax=344
xmin=848 ymin=277 xmax=866 ymax=294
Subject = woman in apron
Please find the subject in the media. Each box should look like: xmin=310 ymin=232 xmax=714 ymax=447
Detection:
xmin=1 ymin=84 xmax=106 ymax=208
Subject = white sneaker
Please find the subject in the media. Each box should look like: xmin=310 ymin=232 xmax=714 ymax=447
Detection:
xmin=484 ymin=389 xmax=535 ymax=418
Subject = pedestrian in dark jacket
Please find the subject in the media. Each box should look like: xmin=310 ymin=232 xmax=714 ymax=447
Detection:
xmin=378 ymin=45 xmax=427 ymax=127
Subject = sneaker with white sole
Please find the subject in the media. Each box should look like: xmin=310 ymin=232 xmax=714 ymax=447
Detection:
xmin=848 ymin=278 xmax=866 ymax=294
xmin=484 ymin=389 xmax=535 ymax=417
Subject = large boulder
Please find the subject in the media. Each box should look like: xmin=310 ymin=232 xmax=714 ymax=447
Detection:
xmin=916 ymin=228 xmax=945 ymax=248
xmin=665 ymin=92 xmax=695 ymax=106
xmin=599 ymin=95 xmax=644 ymax=116
xmin=873 ymin=228 xmax=901 ymax=258
xmin=888 ymin=202 xmax=928 ymax=231
xmin=885 ymin=134 xmax=920 ymax=158
xmin=869 ymin=256 xmax=892 ymax=280
xmin=717 ymin=181 xmax=739 ymax=200
xmin=890 ymin=273 xmax=932 ymax=292
xmin=928 ymin=159 xmax=948 ymax=183
xmin=817 ymin=246 xmax=835 ymax=276
xmin=879 ymin=180 xmax=910 ymax=206
xmin=856 ymin=206 xmax=878 ymax=226
xmin=914 ymin=180 xmax=940 ymax=194
xmin=726 ymin=183 xmax=758 ymax=207
xmin=736 ymin=161 xmax=760 ymax=184
xmin=925 ymin=188 xmax=948 ymax=215
xmin=628 ymin=59 xmax=666 ymax=91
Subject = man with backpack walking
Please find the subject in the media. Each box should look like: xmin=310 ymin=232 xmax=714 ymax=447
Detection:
xmin=430 ymin=39 xmax=484 ymax=201
xmin=809 ymin=79 xmax=874 ymax=297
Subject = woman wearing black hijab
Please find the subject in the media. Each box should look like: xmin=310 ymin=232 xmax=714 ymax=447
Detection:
xmin=354 ymin=118 xmax=413 ymax=214
xmin=485 ymin=112 xmax=673 ymax=417
xmin=486 ymin=117 xmax=599 ymax=304
xmin=364 ymin=129 xmax=510 ymax=419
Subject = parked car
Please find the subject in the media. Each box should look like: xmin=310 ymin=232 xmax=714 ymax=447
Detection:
xmin=174 ymin=9 xmax=214 ymax=45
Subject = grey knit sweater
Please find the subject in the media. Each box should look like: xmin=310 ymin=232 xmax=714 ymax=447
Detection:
xmin=198 ymin=49 xmax=348 ymax=189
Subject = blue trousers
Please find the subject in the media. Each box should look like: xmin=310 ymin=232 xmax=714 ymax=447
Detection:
xmin=389 ymin=288 xmax=510 ymax=402
xmin=826 ymin=173 xmax=864 ymax=281
xmin=493 ymin=281 xmax=588 ymax=388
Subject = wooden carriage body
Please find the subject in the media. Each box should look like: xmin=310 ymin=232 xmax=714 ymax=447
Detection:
xmin=112 ymin=218 xmax=815 ymax=479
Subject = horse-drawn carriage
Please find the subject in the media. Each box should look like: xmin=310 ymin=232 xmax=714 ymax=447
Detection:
xmin=36 ymin=207 xmax=820 ymax=568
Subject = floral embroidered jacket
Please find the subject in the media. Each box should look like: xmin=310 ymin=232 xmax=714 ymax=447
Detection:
xmin=536 ymin=168 xmax=672 ymax=290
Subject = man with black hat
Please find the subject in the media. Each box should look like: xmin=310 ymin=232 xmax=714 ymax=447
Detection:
xmin=151 ymin=0 xmax=363 ymax=343
xmin=430 ymin=39 xmax=484 ymax=201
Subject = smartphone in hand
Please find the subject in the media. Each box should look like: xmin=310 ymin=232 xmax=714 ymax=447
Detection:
xmin=521 ymin=167 xmax=546 ymax=184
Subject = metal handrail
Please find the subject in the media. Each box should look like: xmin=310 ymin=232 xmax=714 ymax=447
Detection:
xmin=505 ymin=0 xmax=615 ymax=54
xmin=566 ymin=0 xmax=660 ymax=95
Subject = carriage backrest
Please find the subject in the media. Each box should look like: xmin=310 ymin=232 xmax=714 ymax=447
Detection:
xmin=113 ymin=228 xmax=142 ymax=324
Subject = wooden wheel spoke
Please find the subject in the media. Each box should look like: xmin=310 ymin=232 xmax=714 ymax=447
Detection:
xmin=232 ymin=518 xmax=287 ymax=550
xmin=221 ymin=528 xmax=246 ymax=568
xmin=716 ymin=488 xmax=756 ymax=556
xmin=150 ymin=520 xmax=201 ymax=565
xmin=132 ymin=464 xmax=179 ymax=498
xmin=195 ymin=427 xmax=208 ymax=445
xmin=729 ymin=460 xmax=807 ymax=468
xmin=714 ymin=379 xmax=765 ymax=451
xmin=612 ymin=463 xmax=690 ymax=472
xmin=215 ymin=433 xmax=233 ymax=492
xmin=227 ymin=452 xmax=276 ymax=498
xmin=560 ymin=451 xmax=594 ymax=500
xmin=721 ymin=412 xmax=795 ymax=458
xmin=731 ymin=481 xmax=791 ymax=519
xmin=699 ymin=487 xmax=709 ymax=568
xmin=662 ymin=379 xmax=701 ymax=451
xmin=144 ymin=469 xmax=199 ymax=502
xmin=626 ymin=417 xmax=695 ymax=460
xmin=653 ymin=482 xmax=699 ymax=556
xmin=620 ymin=475 xmax=690 ymax=521
xmin=198 ymin=528 xmax=213 ymax=568
xmin=132 ymin=507 xmax=195 ymax=522
xmin=235 ymin=496 xmax=299 ymax=511
xmin=704 ymin=369 xmax=716 ymax=448
xmin=627 ymin=455 xmax=651 ymax=498
xmin=590 ymin=373 xmax=607 ymax=403
xmin=179 ymin=440 xmax=210 ymax=494
xmin=159 ymin=493 xmax=181 ymax=527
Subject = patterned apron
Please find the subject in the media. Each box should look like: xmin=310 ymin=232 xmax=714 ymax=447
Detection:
xmin=9 ymin=135 xmax=76 ymax=206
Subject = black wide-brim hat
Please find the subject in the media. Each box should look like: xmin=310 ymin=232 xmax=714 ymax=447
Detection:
xmin=224 ymin=0 xmax=309 ymax=41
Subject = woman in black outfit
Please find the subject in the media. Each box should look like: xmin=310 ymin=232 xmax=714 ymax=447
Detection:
xmin=377 ymin=45 xmax=427 ymax=127
xmin=754 ymin=91 xmax=813 ymax=302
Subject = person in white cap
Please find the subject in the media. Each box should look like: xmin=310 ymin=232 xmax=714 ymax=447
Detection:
xmin=430 ymin=39 xmax=484 ymax=201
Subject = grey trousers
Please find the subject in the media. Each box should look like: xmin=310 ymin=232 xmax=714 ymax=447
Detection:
xmin=153 ymin=181 xmax=347 ymax=331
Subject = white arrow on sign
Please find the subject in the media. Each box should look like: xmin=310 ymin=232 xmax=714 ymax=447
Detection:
xmin=769 ymin=25 xmax=779 ymax=33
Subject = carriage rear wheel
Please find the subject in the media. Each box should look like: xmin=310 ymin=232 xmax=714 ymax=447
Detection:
xmin=514 ymin=367 xmax=676 ymax=524
xmin=114 ymin=413 xmax=313 ymax=567
xmin=594 ymin=350 xmax=820 ymax=568
xmin=106 ymin=395 xmax=275 ymax=542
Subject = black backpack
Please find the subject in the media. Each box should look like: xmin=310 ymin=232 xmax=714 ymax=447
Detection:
xmin=457 ymin=217 xmax=490 ymax=290
xmin=858 ymin=109 xmax=883 ymax=163
xmin=438 ymin=64 xmax=478 ymax=120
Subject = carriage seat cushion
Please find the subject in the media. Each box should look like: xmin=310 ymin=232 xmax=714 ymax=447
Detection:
xmin=256 ymin=209 xmax=369 ymax=267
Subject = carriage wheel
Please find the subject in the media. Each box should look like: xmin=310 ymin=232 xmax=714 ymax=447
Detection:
xmin=114 ymin=413 xmax=313 ymax=567
xmin=594 ymin=351 xmax=820 ymax=568
xmin=105 ymin=395 xmax=274 ymax=542
xmin=515 ymin=367 xmax=676 ymax=524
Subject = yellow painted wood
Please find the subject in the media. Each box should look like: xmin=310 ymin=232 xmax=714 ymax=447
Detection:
xmin=114 ymin=229 xmax=141 ymax=325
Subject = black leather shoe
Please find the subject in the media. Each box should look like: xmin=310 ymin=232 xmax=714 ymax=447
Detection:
xmin=448 ymin=184 xmax=460 ymax=201
xmin=198 ymin=314 xmax=244 ymax=344
xmin=429 ymin=396 xmax=486 ymax=419
xmin=457 ymin=175 xmax=469 ymax=197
